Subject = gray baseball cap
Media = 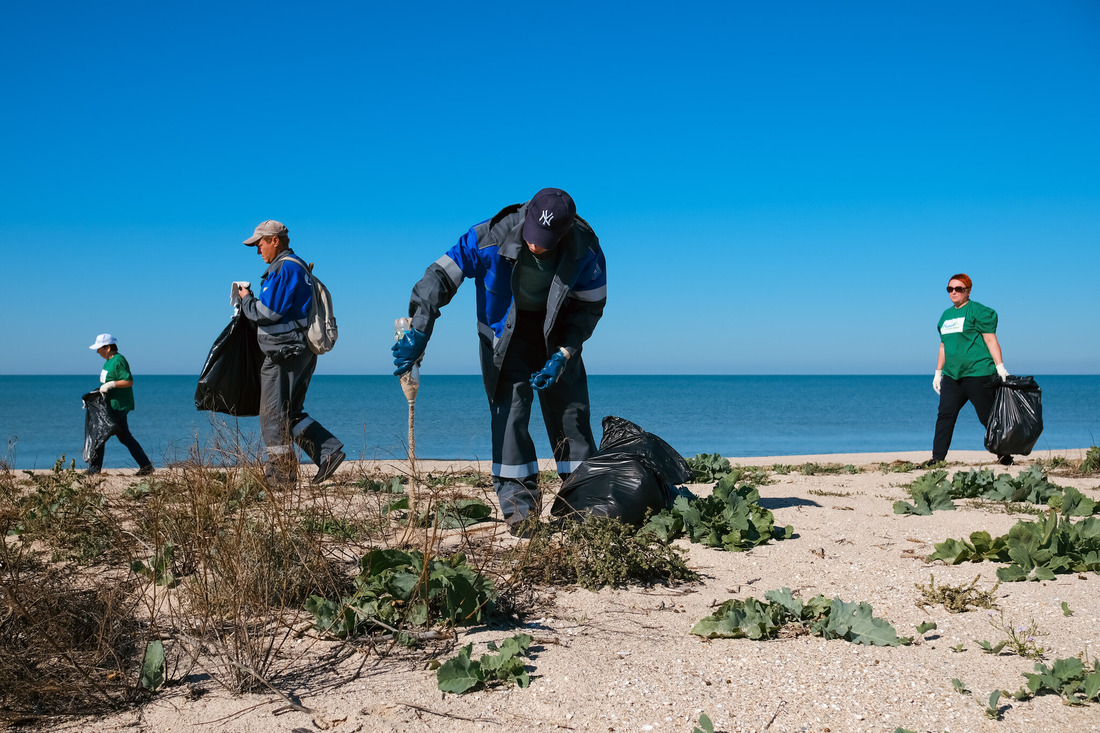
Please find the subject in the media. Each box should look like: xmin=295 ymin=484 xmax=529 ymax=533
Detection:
xmin=243 ymin=219 xmax=289 ymax=245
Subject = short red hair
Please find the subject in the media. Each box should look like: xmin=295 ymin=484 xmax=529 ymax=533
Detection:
xmin=948 ymin=273 xmax=972 ymax=289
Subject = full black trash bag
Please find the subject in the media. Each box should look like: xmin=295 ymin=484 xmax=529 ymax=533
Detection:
xmin=985 ymin=375 xmax=1043 ymax=456
xmin=550 ymin=416 xmax=693 ymax=526
xmin=195 ymin=314 xmax=263 ymax=416
xmin=83 ymin=390 xmax=120 ymax=463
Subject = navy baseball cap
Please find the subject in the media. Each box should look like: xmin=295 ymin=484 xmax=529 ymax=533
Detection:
xmin=522 ymin=188 xmax=576 ymax=250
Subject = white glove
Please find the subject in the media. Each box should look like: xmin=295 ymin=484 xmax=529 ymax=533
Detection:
xmin=99 ymin=381 xmax=117 ymax=395
xmin=995 ymin=363 xmax=1009 ymax=380
xmin=932 ymin=370 xmax=942 ymax=394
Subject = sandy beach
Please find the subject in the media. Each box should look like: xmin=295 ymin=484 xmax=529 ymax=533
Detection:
xmin=18 ymin=448 xmax=1100 ymax=733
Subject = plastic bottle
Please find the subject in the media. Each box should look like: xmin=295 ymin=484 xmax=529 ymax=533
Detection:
xmin=394 ymin=317 xmax=420 ymax=402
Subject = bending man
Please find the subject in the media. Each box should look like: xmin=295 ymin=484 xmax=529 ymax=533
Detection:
xmin=393 ymin=189 xmax=607 ymax=534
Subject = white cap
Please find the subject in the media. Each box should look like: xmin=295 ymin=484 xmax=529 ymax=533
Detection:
xmin=89 ymin=333 xmax=117 ymax=349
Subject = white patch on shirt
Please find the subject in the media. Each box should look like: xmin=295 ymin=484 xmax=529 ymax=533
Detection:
xmin=100 ymin=369 xmax=108 ymax=383
xmin=940 ymin=317 xmax=965 ymax=335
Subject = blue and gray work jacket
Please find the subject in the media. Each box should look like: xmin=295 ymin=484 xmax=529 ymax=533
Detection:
xmin=408 ymin=202 xmax=607 ymax=399
xmin=240 ymin=249 xmax=313 ymax=356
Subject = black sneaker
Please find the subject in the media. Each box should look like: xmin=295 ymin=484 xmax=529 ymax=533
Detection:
xmin=998 ymin=455 xmax=1014 ymax=466
xmin=135 ymin=465 xmax=154 ymax=476
xmin=312 ymin=450 xmax=346 ymax=484
xmin=918 ymin=458 xmax=944 ymax=469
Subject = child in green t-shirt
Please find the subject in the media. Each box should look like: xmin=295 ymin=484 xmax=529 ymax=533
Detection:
xmin=87 ymin=333 xmax=153 ymax=476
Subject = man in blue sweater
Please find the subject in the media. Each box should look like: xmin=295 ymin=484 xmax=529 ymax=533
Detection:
xmin=238 ymin=220 xmax=344 ymax=484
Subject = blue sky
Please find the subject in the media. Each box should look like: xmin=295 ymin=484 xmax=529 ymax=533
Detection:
xmin=3 ymin=1 xmax=1098 ymax=376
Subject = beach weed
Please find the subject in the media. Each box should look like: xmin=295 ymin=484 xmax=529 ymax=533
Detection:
xmin=692 ymin=587 xmax=911 ymax=647
xmin=949 ymin=643 xmax=966 ymax=652
xmin=306 ymin=548 xmax=495 ymax=638
xmin=1062 ymin=601 xmax=1074 ymax=617
xmin=951 ymin=677 xmax=970 ymax=695
xmin=808 ymin=488 xmax=853 ymax=497
xmin=435 ymin=634 xmax=533 ymax=694
xmin=1021 ymin=655 xmax=1100 ymax=705
xmin=929 ymin=512 xmax=1100 ymax=582
xmin=686 ymin=453 xmax=732 ymax=483
xmin=985 ymin=610 xmax=1046 ymax=659
xmin=1079 ymin=446 xmax=1100 ymax=474
xmin=984 ymin=690 xmax=1005 ymax=719
xmin=356 ymin=475 xmax=406 ymax=493
xmin=692 ymin=712 xmax=715 ymax=733
xmin=915 ymin=620 xmax=937 ymax=634
xmin=643 ymin=473 xmax=793 ymax=552
xmin=771 ymin=463 xmax=792 ymax=475
xmin=515 ymin=515 xmax=697 ymax=591
xmin=914 ymin=574 xmax=999 ymax=613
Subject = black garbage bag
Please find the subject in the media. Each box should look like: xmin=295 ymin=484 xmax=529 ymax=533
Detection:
xmin=985 ymin=375 xmax=1043 ymax=456
xmin=550 ymin=416 xmax=693 ymax=526
xmin=83 ymin=390 xmax=120 ymax=463
xmin=195 ymin=314 xmax=263 ymax=416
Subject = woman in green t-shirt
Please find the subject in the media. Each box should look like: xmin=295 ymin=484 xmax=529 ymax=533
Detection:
xmin=924 ymin=273 xmax=1012 ymax=467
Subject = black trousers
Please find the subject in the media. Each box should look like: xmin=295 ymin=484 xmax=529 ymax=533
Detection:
xmin=259 ymin=347 xmax=342 ymax=465
xmin=489 ymin=312 xmax=597 ymax=521
xmin=932 ymin=374 xmax=998 ymax=461
xmin=88 ymin=409 xmax=151 ymax=470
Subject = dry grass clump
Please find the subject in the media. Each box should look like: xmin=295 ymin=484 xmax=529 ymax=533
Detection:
xmin=915 ymin=573 xmax=1001 ymax=613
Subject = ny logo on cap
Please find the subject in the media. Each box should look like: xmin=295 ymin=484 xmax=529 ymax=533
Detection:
xmin=539 ymin=210 xmax=554 ymax=226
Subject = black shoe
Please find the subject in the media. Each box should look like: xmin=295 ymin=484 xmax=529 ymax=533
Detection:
xmin=998 ymin=455 xmax=1014 ymax=466
xmin=312 ymin=450 xmax=346 ymax=484
xmin=918 ymin=458 xmax=943 ymax=469
xmin=135 ymin=465 xmax=154 ymax=476
xmin=85 ymin=466 xmax=101 ymax=476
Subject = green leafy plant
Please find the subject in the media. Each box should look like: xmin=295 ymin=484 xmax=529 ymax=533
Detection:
xmin=692 ymin=712 xmax=715 ymax=733
xmin=416 ymin=498 xmax=492 ymax=529
xmin=140 ymin=640 xmax=166 ymax=691
xmin=131 ymin=541 xmax=176 ymax=587
xmin=1080 ymin=446 xmax=1100 ymax=474
xmin=771 ymin=463 xmax=792 ymax=475
xmin=929 ymin=512 xmax=1100 ymax=582
xmin=643 ymin=473 xmax=793 ymax=552
xmin=305 ymin=549 xmax=495 ymax=638
xmin=976 ymin=639 xmax=1008 ymax=655
xmin=951 ymin=677 xmax=970 ymax=695
xmin=985 ymin=690 xmax=1004 ymax=719
xmin=897 ymin=466 xmax=1093 ymax=517
xmin=436 ymin=634 xmax=533 ymax=694
xmin=914 ymin=574 xmax=999 ymax=613
xmin=691 ymin=587 xmax=910 ymax=647
xmin=915 ymin=620 xmax=937 ymax=634
xmin=1020 ymin=655 xmax=1100 ymax=705
xmin=686 ymin=453 xmax=732 ymax=483
xmin=1062 ymin=601 xmax=1074 ymax=617
xmin=356 ymin=475 xmax=406 ymax=493
xmin=949 ymin=643 xmax=966 ymax=653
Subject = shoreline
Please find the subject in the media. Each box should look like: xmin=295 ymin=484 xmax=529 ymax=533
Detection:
xmin=20 ymin=447 xmax=1091 ymax=477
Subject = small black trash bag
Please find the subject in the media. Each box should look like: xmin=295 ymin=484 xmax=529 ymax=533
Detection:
xmin=550 ymin=416 xmax=693 ymax=526
xmin=985 ymin=375 xmax=1043 ymax=457
xmin=83 ymin=390 xmax=120 ymax=463
xmin=195 ymin=314 xmax=263 ymax=416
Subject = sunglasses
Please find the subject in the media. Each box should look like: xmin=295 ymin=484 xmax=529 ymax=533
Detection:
xmin=946 ymin=286 xmax=970 ymax=293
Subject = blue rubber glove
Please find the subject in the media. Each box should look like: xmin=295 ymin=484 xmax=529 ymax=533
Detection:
xmin=392 ymin=328 xmax=428 ymax=376
xmin=530 ymin=352 xmax=568 ymax=391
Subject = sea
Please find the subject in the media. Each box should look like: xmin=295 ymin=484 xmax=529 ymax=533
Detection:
xmin=1 ymin=375 xmax=1097 ymax=470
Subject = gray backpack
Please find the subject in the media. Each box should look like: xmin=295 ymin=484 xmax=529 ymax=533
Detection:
xmin=286 ymin=257 xmax=338 ymax=355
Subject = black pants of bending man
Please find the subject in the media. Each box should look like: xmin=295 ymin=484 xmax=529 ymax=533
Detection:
xmin=490 ymin=310 xmax=597 ymax=523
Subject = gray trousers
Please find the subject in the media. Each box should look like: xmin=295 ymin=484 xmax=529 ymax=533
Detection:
xmin=259 ymin=346 xmax=342 ymax=464
xmin=490 ymin=314 xmax=596 ymax=521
